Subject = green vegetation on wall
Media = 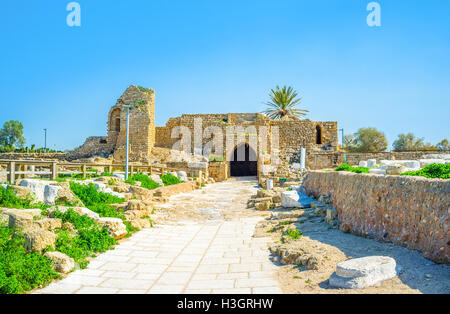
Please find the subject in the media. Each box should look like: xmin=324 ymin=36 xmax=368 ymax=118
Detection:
xmin=335 ymin=164 xmax=370 ymax=174
xmin=401 ymin=163 xmax=450 ymax=179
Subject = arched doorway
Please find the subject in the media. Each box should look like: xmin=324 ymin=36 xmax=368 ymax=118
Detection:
xmin=110 ymin=108 xmax=121 ymax=132
xmin=230 ymin=143 xmax=257 ymax=177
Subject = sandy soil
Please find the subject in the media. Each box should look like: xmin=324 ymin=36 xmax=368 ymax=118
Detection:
xmin=257 ymin=208 xmax=450 ymax=294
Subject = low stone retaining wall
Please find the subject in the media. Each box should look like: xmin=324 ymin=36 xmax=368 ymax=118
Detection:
xmin=302 ymin=171 xmax=449 ymax=264
xmin=0 ymin=152 xmax=67 ymax=161
xmin=152 ymin=181 xmax=196 ymax=197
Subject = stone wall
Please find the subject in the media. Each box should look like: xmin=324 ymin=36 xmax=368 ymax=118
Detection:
xmin=208 ymin=161 xmax=228 ymax=182
xmin=66 ymin=136 xmax=114 ymax=161
xmin=299 ymin=150 xmax=450 ymax=170
xmin=71 ymin=85 xmax=156 ymax=162
xmin=110 ymin=86 xmax=155 ymax=162
xmin=0 ymin=153 xmax=67 ymax=161
xmin=302 ymin=171 xmax=449 ymax=264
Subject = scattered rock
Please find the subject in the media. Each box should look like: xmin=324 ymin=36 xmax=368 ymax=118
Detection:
xmin=44 ymin=251 xmax=75 ymax=274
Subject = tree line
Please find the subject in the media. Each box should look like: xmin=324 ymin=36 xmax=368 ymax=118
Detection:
xmin=344 ymin=128 xmax=449 ymax=153
xmin=0 ymin=120 xmax=61 ymax=153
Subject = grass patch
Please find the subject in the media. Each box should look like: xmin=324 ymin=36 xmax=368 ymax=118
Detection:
xmin=401 ymin=163 xmax=450 ymax=179
xmin=69 ymin=182 xmax=124 ymax=206
xmin=0 ymin=186 xmax=49 ymax=210
xmin=126 ymin=174 xmax=160 ymax=190
xmin=161 ymin=174 xmax=182 ymax=186
xmin=52 ymin=209 xmax=116 ymax=269
xmin=283 ymin=228 xmax=303 ymax=241
xmin=335 ymin=164 xmax=370 ymax=174
xmin=0 ymin=223 xmax=60 ymax=294
xmin=69 ymin=183 xmax=138 ymax=234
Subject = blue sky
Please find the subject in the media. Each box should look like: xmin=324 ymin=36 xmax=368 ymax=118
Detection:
xmin=0 ymin=0 xmax=449 ymax=151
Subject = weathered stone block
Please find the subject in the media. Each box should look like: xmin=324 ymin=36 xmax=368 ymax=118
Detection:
xmin=97 ymin=217 xmax=127 ymax=239
xmin=23 ymin=227 xmax=57 ymax=253
xmin=281 ymin=191 xmax=312 ymax=208
xmin=8 ymin=211 xmax=34 ymax=230
xmin=329 ymin=256 xmax=397 ymax=289
xmin=44 ymin=251 xmax=75 ymax=274
xmin=34 ymin=218 xmax=63 ymax=231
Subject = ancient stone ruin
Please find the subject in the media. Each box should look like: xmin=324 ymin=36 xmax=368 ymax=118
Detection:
xmin=69 ymin=85 xmax=339 ymax=179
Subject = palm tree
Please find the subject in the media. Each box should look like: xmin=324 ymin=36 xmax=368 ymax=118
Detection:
xmin=262 ymin=86 xmax=309 ymax=120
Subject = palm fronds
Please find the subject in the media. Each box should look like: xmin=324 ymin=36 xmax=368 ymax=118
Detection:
xmin=262 ymin=86 xmax=308 ymax=120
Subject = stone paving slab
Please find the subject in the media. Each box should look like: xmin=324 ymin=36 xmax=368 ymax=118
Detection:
xmin=35 ymin=180 xmax=282 ymax=294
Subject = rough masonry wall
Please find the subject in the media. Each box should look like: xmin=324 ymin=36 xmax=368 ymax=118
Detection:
xmin=155 ymin=114 xmax=338 ymax=166
xmin=110 ymin=86 xmax=156 ymax=162
xmin=303 ymin=171 xmax=450 ymax=264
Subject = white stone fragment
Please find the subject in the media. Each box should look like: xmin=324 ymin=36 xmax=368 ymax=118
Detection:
xmin=281 ymin=191 xmax=312 ymax=208
xmin=329 ymin=256 xmax=397 ymax=289
xmin=367 ymin=159 xmax=377 ymax=168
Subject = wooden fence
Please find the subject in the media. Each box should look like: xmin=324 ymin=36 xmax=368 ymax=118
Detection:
xmin=0 ymin=160 xmax=203 ymax=184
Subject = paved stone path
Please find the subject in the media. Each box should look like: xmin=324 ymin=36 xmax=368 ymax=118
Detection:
xmin=36 ymin=178 xmax=282 ymax=294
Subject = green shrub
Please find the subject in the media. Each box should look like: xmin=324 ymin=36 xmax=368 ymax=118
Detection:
xmin=0 ymin=224 xmax=60 ymax=294
xmin=161 ymin=174 xmax=181 ymax=186
xmin=283 ymin=228 xmax=303 ymax=241
xmin=69 ymin=183 xmax=137 ymax=234
xmin=335 ymin=164 xmax=370 ymax=174
xmin=69 ymin=182 xmax=124 ymax=206
xmin=53 ymin=209 xmax=116 ymax=269
xmin=0 ymin=186 xmax=48 ymax=210
xmin=126 ymin=174 xmax=160 ymax=190
xmin=401 ymin=163 xmax=450 ymax=179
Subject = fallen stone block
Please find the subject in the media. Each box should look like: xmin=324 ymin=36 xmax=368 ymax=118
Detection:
xmin=10 ymin=186 xmax=33 ymax=200
xmin=270 ymin=210 xmax=305 ymax=220
xmin=386 ymin=164 xmax=406 ymax=175
xmin=44 ymin=251 xmax=75 ymax=274
xmin=257 ymin=201 xmax=271 ymax=211
xmin=97 ymin=217 xmax=127 ymax=239
xmin=23 ymin=227 xmax=57 ymax=253
xmin=129 ymin=218 xmax=151 ymax=229
xmin=34 ymin=218 xmax=62 ymax=231
xmin=281 ymin=191 xmax=312 ymax=208
xmin=56 ymin=188 xmax=83 ymax=206
xmin=329 ymin=256 xmax=397 ymax=289
xmin=367 ymin=159 xmax=377 ymax=168
xmin=127 ymin=199 xmax=153 ymax=211
xmin=8 ymin=211 xmax=34 ymax=229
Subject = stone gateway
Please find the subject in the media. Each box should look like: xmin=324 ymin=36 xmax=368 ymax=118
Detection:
xmin=71 ymin=85 xmax=339 ymax=179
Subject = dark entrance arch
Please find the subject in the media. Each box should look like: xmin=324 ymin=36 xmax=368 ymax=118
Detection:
xmin=230 ymin=143 xmax=257 ymax=177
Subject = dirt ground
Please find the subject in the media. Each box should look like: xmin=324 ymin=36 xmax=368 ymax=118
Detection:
xmin=257 ymin=208 xmax=450 ymax=294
